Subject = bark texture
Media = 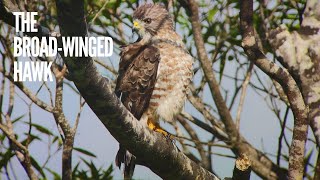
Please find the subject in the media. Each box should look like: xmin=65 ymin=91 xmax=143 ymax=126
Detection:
xmin=239 ymin=0 xmax=315 ymax=179
xmin=268 ymin=0 xmax=320 ymax=147
xmin=232 ymin=154 xmax=251 ymax=180
xmin=53 ymin=0 xmax=219 ymax=179
xmin=179 ymin=0 xmax=288 ymax=179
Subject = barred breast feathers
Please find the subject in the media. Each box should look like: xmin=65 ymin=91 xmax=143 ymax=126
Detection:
xmin=148 ymin=31 xmax=194 ymax=123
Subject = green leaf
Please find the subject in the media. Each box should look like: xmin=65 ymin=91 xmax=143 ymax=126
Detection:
xmin=0 ymin=150 xmax=15 ymax=168
xmin=102 ymin=164 xmax=113 ymax=180
xmin=21 ymin=133 xmax=42 ymax=145
xmin=208 ymin=7 xmax=218 ymax=22
xmin=30 ymin=156 xmax=46 ymax=178
xmin=52 ymin=136 xmax=59 ymax=144
xmin=82 ymin=158 xmax=100 ymax=179
xmin=0 ymin=133 xmax=6 ymax=142
xmin=219 ymin=55 xmax=226 ymax=83
xmin=74 ymin=147 xmax=97 ymax=158
xmin=25 ymin=123 xmax=54 ymax=136
xmin=228 ymin=55 xmax=234 ymax=61
xmin=45 ymin=167 xmax=61 ymax=180
xmin=73 ymin=158 xmax=114 ymax=179
xmin=286 ymin=14 xmax=297 ymax=20
xmin=282 ymin=154 xmax=289 ymax=161
xmin=304 ymin=149 xmax=314 ymax=169
xmin=72 ymin=161 xmax=81 ymax=178
xmin=12 ymin=114 xmax=26 ymax=124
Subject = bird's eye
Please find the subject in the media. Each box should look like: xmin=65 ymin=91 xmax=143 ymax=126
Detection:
xmin=144 ymin=18 xmax=152 ymax=24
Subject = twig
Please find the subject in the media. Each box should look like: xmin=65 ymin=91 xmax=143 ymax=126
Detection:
xmin=43 ymin=82 xmax=54 ymax=106
xmin=0 ymin=58 xmax=5 ymax=124
xmin=235 ymin=62 xmax=253 ymax=130
xmin=188 ymin=86 xmax=223 ymax=128
xmin=179 ymin=112 xmax=228 ymax=141
xmin=94 ymin=59 xmax=117 ymax=75
xmin=177 ymin=136 xmax=231 ymax=148
xmin=0 ymin=67 xmax=54 ymax=112
xmin=91 ymin=0 xmax=109 ymax=23
xmin=272 ymin=80 xmax=289 ymax=106
xmin=73 ymin=97 xmax=85 ymax=132
xmin=177 ymin=116 xmax=210 ymax=170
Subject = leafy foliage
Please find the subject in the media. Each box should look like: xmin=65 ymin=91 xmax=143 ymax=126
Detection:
xmin=72 ymin=159 xmax=113 ymax=180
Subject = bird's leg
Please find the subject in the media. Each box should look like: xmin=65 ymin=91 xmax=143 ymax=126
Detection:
xmin=147 ymin=118 xmax=156 ymax=131
xmin=147 ymin=119 xmax=174 ymax=141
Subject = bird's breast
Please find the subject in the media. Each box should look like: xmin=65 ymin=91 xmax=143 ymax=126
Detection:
xmin=147 ymin=42 xmax=193 ymax=122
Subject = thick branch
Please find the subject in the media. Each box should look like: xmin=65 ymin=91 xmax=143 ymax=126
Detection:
xmin=183 ymin=0 xmax=238 ymax=141
xmin=267 ymin=0 xmax=320 ymax=146
xmin=1 ymin=1 xmax=217 ymax=179
xmin=53 ymin=0 xmax=218 ymax=179
xmin=240 ymin=0 xmax=309 ymax=179
xmin=53 ymin=75 xmax=74 ymax=180
xmin=180 ymin=0 xmax=287 ymax=179
xmin=0 ymin=2 xmax=217 ymax=179
xmin=232 ymin=154 xmax=251 ymax=180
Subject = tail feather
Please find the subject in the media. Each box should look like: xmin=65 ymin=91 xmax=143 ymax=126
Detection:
xmin=115 ymin=146 xmax=125 ymax=169
xmin=115 ymin=145 xmax=136 ymax=180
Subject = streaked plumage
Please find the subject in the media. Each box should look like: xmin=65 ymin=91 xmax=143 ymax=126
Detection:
xmin=115 ymin=4 xmax=193 ymax=179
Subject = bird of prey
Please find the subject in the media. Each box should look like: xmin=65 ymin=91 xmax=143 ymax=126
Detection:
xmin=115 ymin=3 xmax=193 ymax=179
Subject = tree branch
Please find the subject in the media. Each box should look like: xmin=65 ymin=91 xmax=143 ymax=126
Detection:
xmin=0 ymin=66 xmax=54 ymax=112
xmin=52 ymin=0 xmax=218 ymax=179
xmin=0 ymin=119 xmax=38 ymax=180
xmin=179 ymin=112 xmax=228 ymax=141
xmin=53 ymin=73 xmax=74 ymax=180
xmin=235 ymin=62 xmax=253 ymax=130
xmin=0 ymin=1 xmax=218 ymax=178
xmin=267 ymin=0 xmax=320 ymax=147
xmin=232 ymin=154 xmax=251 ymax=180
xmin=179 ymin=0 xmax=288 ymax=179
xmin=177 ymin=116 xmax=210 ymax=170
xmin=239 ymin=0 xmax=309 ymax=179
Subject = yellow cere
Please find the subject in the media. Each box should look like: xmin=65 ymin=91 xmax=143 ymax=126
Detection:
xmin=133 ymin=21 xmax=140 ymax=29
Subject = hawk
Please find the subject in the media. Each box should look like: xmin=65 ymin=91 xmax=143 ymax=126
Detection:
xmin=115 ymin=3 xmax=193 ymax=179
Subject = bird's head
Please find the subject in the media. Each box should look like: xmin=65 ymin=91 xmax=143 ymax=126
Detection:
xmin=132 ymin=4 xmax=173 ymax=40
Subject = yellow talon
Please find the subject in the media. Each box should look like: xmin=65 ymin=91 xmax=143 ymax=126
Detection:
xmin=154 ymin=127 xmax=168 ymax=137
xmin=147 ymin=118 xmax=156 ymax=130
xmin=147 ymin=119 xmax=174 ymax=141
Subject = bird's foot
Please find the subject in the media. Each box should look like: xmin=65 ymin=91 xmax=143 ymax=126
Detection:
xmin=147 ymin=119 xmax=175 ymax=142
xmin=154 ymin=128 xmax=175 ymax=142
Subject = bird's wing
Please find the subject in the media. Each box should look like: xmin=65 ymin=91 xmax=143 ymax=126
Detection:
xmin=115 ymin=44 xmax=160 ymax=119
